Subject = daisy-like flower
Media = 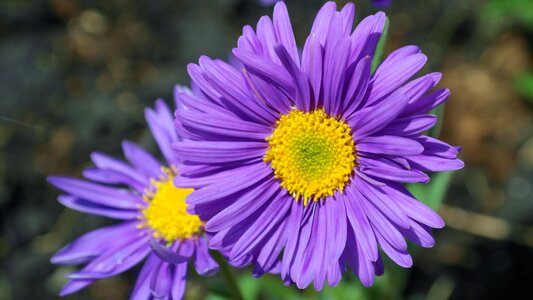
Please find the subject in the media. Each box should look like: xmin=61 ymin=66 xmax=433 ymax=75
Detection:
xmin=48 ymin=97 xmax=218 ymax=299
xmin=173 ymin=1 xmax=463 ymax=290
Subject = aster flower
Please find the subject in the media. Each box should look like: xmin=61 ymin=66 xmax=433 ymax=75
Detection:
xmin=173 ymin=1 xmax=463 ymax=290
xmin=48 ymin=97 xmax=218 ymax=299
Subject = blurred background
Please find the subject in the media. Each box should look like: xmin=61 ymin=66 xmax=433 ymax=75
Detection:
xmin=1 ymin=0 xmax=532 ymax=299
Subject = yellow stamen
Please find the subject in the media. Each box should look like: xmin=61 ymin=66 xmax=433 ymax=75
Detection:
xmin=142 ymin=168 xmax=203 ymax=241
xmin=264 ymin=109 xmax=356 ymax=204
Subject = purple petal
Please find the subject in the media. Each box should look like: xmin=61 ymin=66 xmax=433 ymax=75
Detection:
xmin=82 ymin=168 xmax=145 ymax=192
xmin=402 ymin=72 xmax=442 ymax=102
xmin=400 ymin=221 xmax=435 ymax=248
xmin=349 ymin=12 xmax=386 ymax=65
xmin=176 ymin=109 xmax=271 ymax=140
xmin=149 ymin=261 xmax=173 ymax=298
xmin=51 ymin=222 xmax=139 ymax=265
xmin=254 ymin=218 xmax=289 ymax=276
xmin=172 ymin=141 xmax=266 ymax=164
xmin=369 ymin=53 xmax=427 ymax=104
xmin=232 ymin=48 xmax=294 ymax=95
xmin=194 ymin=237 xmax=219 ymax=276
xmin=382 ymin=183 xmax=445 ymax=228
xmin=323 ymin=37 xmax=351 ymax=116
xmin=131 ymin=254 xmax=159 ymax=299
xmin=149 ymin=240 xmax=189 ymax=264
xmin=273 ymin=2 xmax=299 ymax=66
xmin=122 ymin=140 xmax=161 ymax=180
xmin=357 ymin=135 xmax=424 ymax=156
xmin=186 ymin=163 xmax=272 ymax=207
xmin=341 ymin=56 xmax=372 ymax=118
xmin=171 ymin=263 xmax=188 ymax=300
xmin=359 ymin=156 xmax=430 ymax=183
xmin=57 ymin=195 xmax=139 ymax=220
xmin=309 ymin=2 xmax=336 ymax=46
xmin=281 ymin=200 xmax=304 ymax=278
xmin=378 ymin=115 xmax=437 ymax=136
xmin=348 ymin=90 xmax=411 ymax=138
xmin=415 ymin=135 xmax=459 ymax=159
xmin=59 ymin=279 xmax=94 ymax=296
xmin=375 ymin=233 xmax=413 ymax=268
xmin=205 ymin=179 xmax=279 ymax=232
xmin=301 ymin=34 xmax=323 ymax=109
xmin=340 ymin=3 xmax=355 ymax=35
xmin=357 ymin=191 xmax=408 ymax=251
xmin=230 ymin=192 xmax=291 ymax=260
xmin=356 ymin=178 xmax=411 ymax=229
xmin=344 ymin=185 xmax=378 ymax=261
xmin=274 ymin=44 xmax=311 ymax=111
xmin=68 ymin=237 xmax=150 ymax=279
xmin=407 ymin=155 xmax=464 ymax=172
xmin=401 ymin=88 xmax=450 ymax=116
xmin=48 ymin=176 xmax=143 ymax=209
xmin=91 ymin=152 xmax=149 ymax=185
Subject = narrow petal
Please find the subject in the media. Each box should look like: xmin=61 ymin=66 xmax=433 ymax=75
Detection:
xmin=48 ymin=176 xmax=143 ymax=209
xmin=51 ymin=222 xmax=139 ymax=265
xmin=275 ymin=44 xmax=311 ymax=111
xmin=407 ymin=155 xmax=464 ymax=172
xmin=401 ymin=88 xmax=450 ymax=116
xmin=172 ymin=141 xmax=266 ymax=164
xmin=205 ymin=179 xmax=279 ymax=232
xmin=122 ymin=140 xmax=161 ymax=179
xmin=378 ymin=115 xmax=437 ymax=136
xmin=357 ymin=135 xmax=424 ymax=156
xmin=82 ymin=168 xmax=145 ymax=192
xmin=194 ymin=238 xmax=219 ymax=276
xmin=273 ymin=2 xmax=299 ymax=66
xmin=369 ymin=53 xmax=428 ymax=104
xmin=382 ymin=183 xmax=445 ymax=228
xmin=150 ymin=262 xmax=173 ymax=299
xmin=344 ymin=185 xmax=379 ymax=261
xmin=186 ymin=163 xmax=272 ymax=206
xmin=91 ymin=152 xmax=149 ymax=185
xmin=348 ymin=90 xmax=411 ymax=138
xmin=149 ymin=240 xmax=189 ymax=264
xmin=171 ymin=263 xmax=188 ymax=300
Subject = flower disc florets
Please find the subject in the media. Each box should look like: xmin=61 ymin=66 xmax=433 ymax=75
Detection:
xmin=265 ymin=109 xmax=356 ymax=204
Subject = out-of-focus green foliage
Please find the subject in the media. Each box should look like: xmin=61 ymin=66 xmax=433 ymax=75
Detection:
xmin=515 ymin=72 xmax=533 ymax=102
xmin=484 ymin=0 xmax=533 ymax=27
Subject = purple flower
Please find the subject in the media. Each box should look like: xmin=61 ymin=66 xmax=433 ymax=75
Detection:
xmin=373 ymin=0 xmax=392 ymax=8
xmin=259 ymin=0 xmax=284 ymax=7
xmin=173 ymin=1 xmax=463 ymax=290
xmin=48 ymin=96 xmax=218 ymax=299
xmin=260 ymin=0 xmax=391 ymax=8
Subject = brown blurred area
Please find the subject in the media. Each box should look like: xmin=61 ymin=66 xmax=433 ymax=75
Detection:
xmin=1 ymin=0 xmax=532 ymax=299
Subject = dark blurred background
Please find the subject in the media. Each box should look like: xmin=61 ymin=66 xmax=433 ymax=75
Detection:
xmin=1 ymin=0 xmax=532 ymax=299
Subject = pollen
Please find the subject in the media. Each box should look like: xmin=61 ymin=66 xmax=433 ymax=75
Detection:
xmin=264 ymin=109 xmax=356 ymax=204
xmin=141 ymin=168 xmax=203 ymax=242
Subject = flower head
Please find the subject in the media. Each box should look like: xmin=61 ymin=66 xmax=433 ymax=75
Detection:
xmin=49 ymin=95 xmax=218 ymax=299
xmin=174 ymin=1 xmax=463 ymax=290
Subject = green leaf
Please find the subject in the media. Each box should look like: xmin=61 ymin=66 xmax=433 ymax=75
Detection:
xmin=371 ymin=17 xmax=390 ymax=73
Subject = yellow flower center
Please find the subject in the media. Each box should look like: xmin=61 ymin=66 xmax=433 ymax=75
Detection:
xmin=141 ymin=168 xmax=203 ymax=242
xmin=264 ymin=109 xmax=356 ymax=204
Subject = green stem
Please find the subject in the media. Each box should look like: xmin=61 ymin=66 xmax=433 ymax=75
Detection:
xmin=212 ymin=252 xmax=244 ymax=300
